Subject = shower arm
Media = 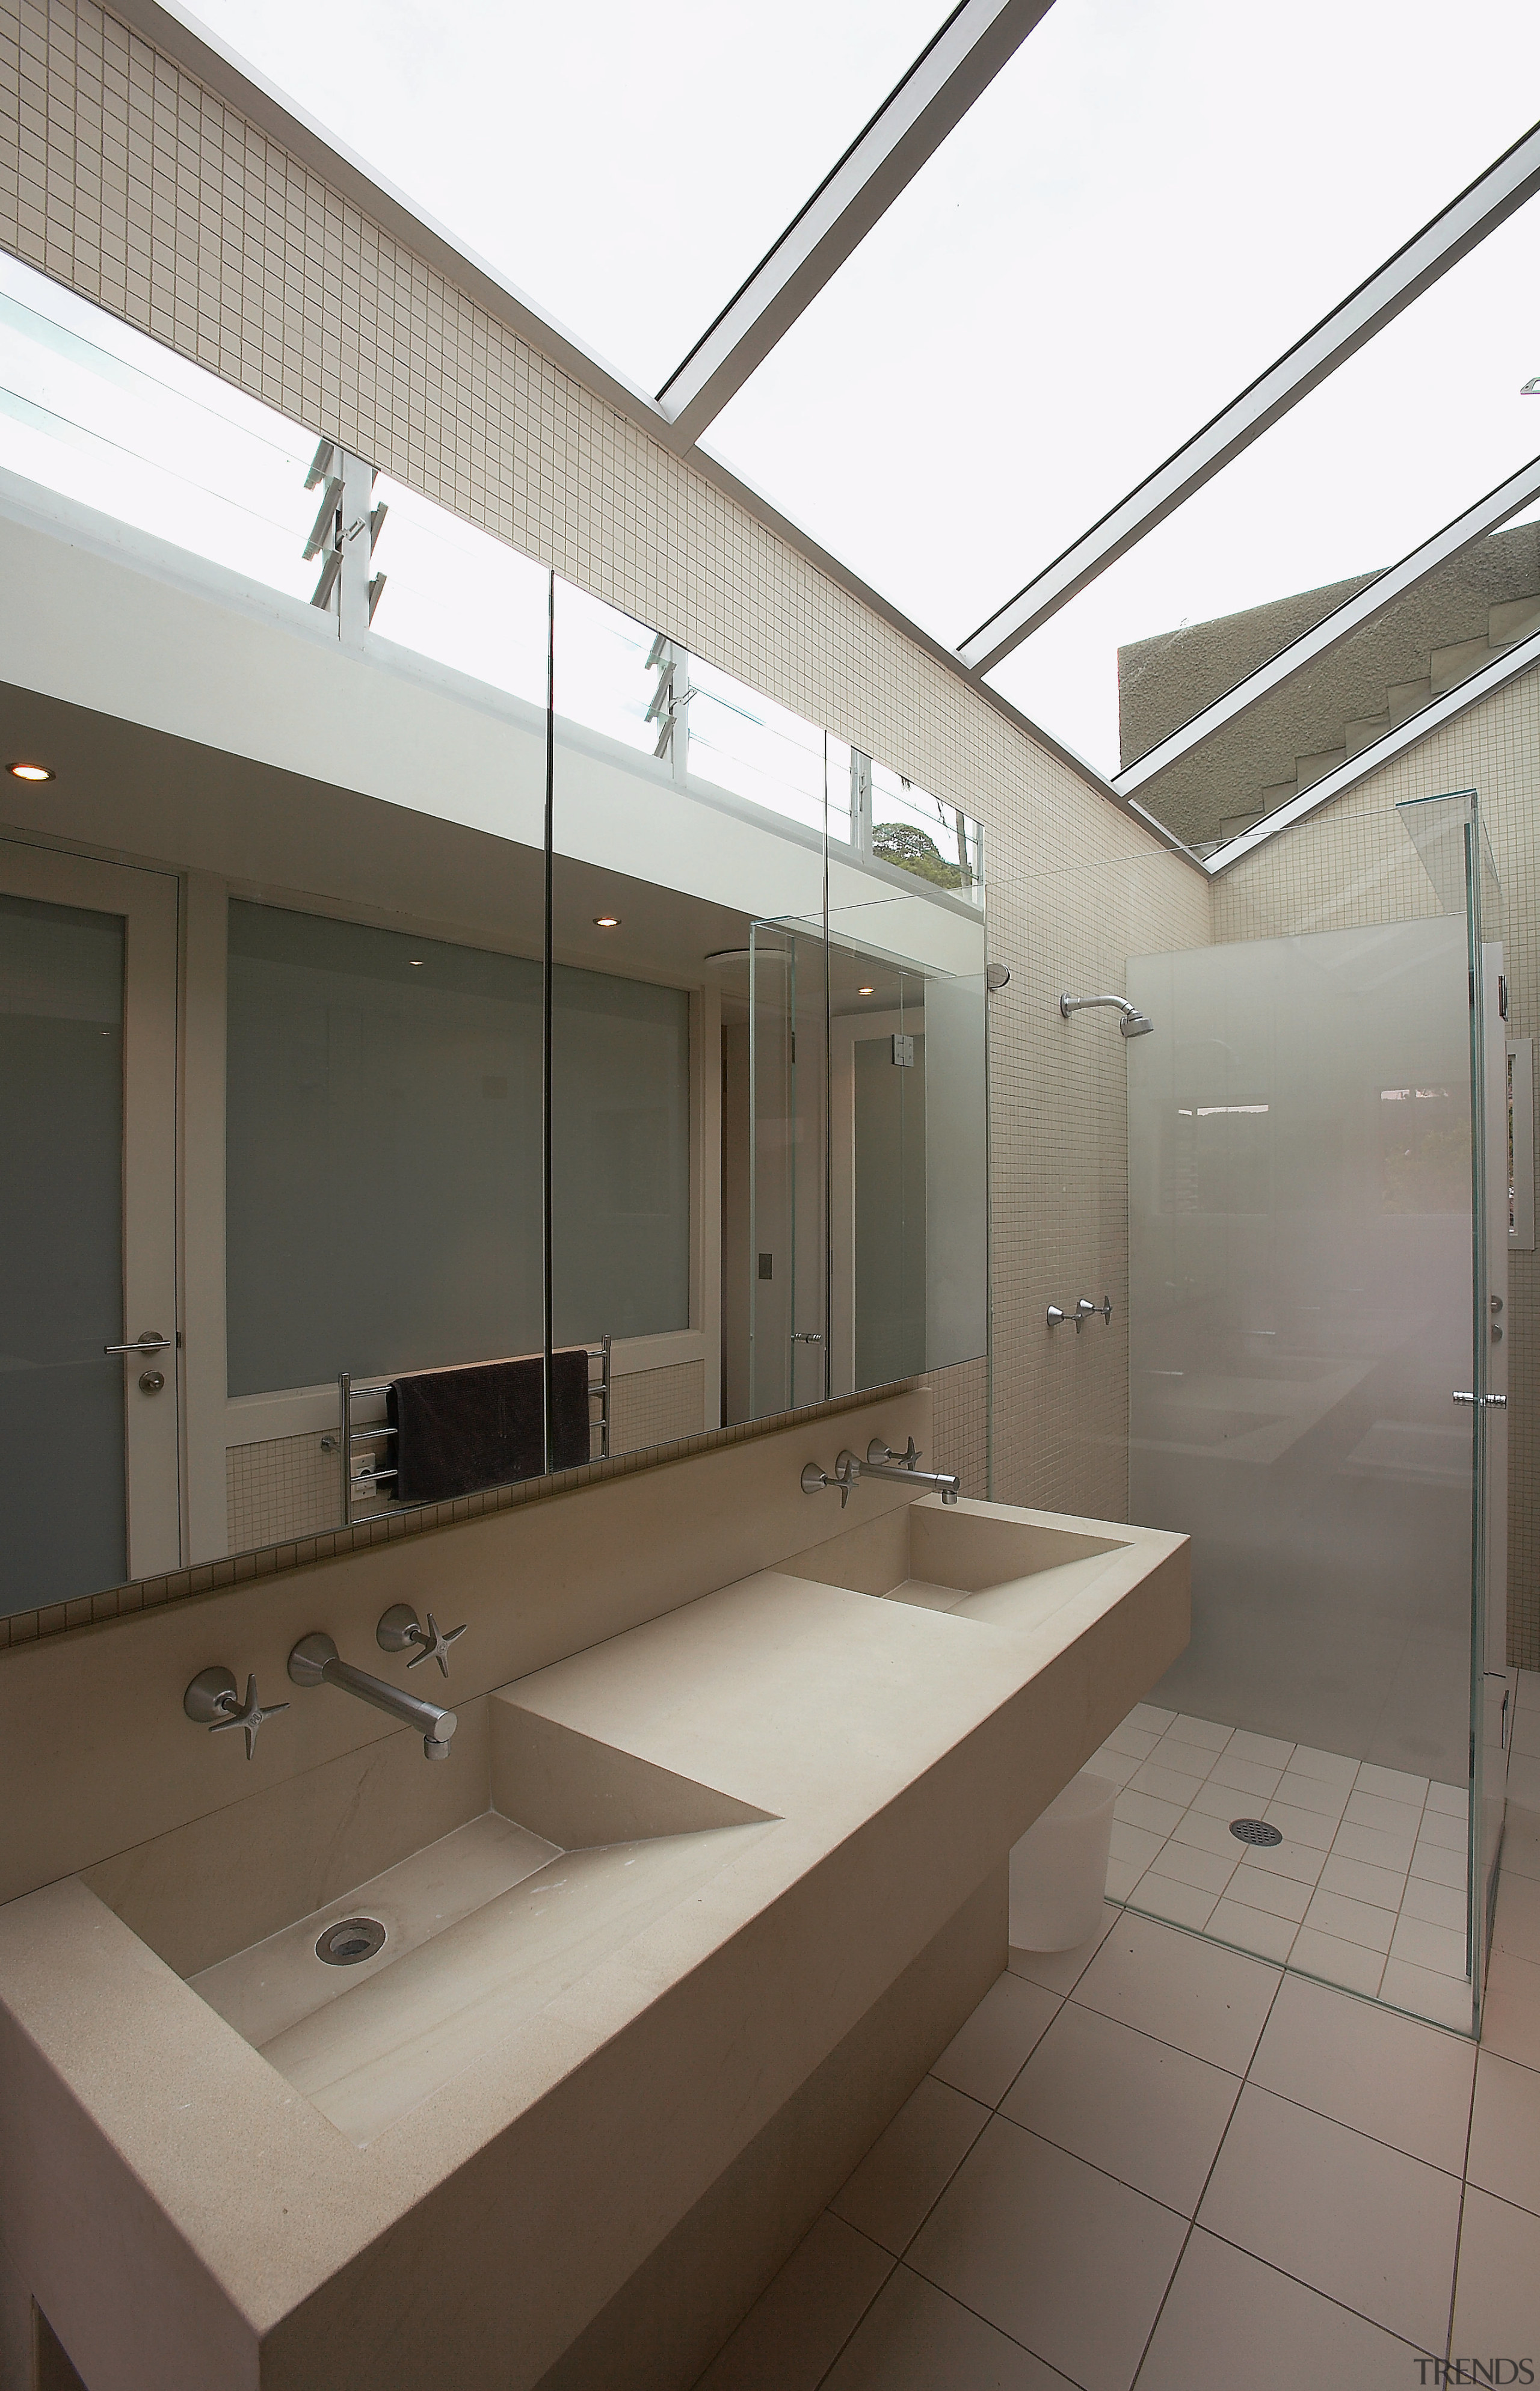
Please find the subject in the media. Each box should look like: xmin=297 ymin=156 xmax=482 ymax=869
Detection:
xmin=1059 ymin=994 xmax=1139 ymax=1023
xmin=1059 ymin=993 xmax=1154 ymax=1038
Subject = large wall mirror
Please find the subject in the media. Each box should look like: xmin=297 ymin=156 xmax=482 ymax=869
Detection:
xmin=0 ymin=252 xmax=988 ymax=1625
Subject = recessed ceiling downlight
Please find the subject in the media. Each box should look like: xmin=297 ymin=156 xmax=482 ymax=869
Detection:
xmin=594 ymin=914 xmax=621 ymax=928
xmin=858 ymin=985 xmax=875 ymax=995
xmin=8 ymin=761 xmax=54 ymax=783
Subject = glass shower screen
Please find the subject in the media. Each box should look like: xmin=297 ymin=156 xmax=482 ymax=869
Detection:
xmin=1126 ymin=792 xmax=1503 ymax=2033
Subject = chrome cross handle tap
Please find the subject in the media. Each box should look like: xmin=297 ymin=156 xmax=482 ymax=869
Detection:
xmin=801 ymin=1452 xmax=860 ymax=1508
xmin=864 ymin=1439 xmax=961 ymax=1504
xmin=1075 ymin=1297 xmax=1113 ymax=1328
xmin=183 ymin=1667 xmax=289 ymax=1759
xmin=377 ymin=1604 xmax=467 ymax=1678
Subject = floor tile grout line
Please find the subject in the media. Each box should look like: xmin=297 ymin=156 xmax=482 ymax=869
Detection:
xmin=885 ymin=2071 xmax=1012 ymax=2263
xmin=1234 ymin=2075 xmax=1473 ymax=2183
xmin=1444 ymin=2032 xmax=1483 ymax=2364
xmin=893 ymin=2245 xmax=1094 ymax=2390
xmin=816 ymin=1962 xmax=1085 ymax=2384
xmin=1187 ymin=2226 xmax=1446 ymax=2360
xmin=1455 ymin=2176 xmax=1540 ymax=2227
xmin=961 ymin=2105 xmax=1212 ymax=2234
xmin=1127 ymin=1960 xmax=1289 ymax=2388
xmin=1043 ymin=1991 xmax=1251 ymax=2093
xmin=802 ymin=2214 xmax=899 ymax=2391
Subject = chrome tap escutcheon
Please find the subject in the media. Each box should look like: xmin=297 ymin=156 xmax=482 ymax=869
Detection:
xmin=376 ymin=1604 xmax=467 ymax=1678
xmin=801 ymin=1451 xmax=860 ymax=1509
xmin=183 ymin=1667 xmax=289 ymax=1759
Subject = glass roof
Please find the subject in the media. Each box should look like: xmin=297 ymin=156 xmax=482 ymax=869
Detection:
xmin=146 ymin=0 xmax=1540 ymax=799
xmin=986 ymin=188 xmax=1540 ymax=775
xmin=705 ymin=0 xmax=1540 ymax=651
xmin=187 ymin=0 xmax=941 ymax=393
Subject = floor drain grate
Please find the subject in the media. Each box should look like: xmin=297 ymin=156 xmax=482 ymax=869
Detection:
xmin=316 ymin=1916 xmax=387 ymax=1966
xmin=1228 ymin=1818 xmax=1283 ymax=1847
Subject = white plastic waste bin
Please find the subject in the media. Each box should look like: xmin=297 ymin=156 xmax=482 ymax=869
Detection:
xmin=1008 ymin=1771 xmax=1116 ymax=1951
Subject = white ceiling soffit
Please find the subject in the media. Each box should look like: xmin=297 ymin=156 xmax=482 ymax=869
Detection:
xmin=1204 ymin=624 xmax=1540 ymax=877
xmin=959 ymin=117 xmax=1540 ymax=677
xmin=654 ymin=0 xmax=1055 ymax=448
xmin=1115 ymin=452 xmax=1540 ymax=801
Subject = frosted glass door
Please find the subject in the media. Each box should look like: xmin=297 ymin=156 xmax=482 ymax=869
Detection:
xmin=1127 ymin=916 xmax=1479 ymax=2027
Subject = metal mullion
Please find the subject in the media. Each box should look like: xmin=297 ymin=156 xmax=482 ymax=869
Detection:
xmin=959 ymin=119 xmax=1540 ymax=673
xmin=1115 ymin=452 xmax=1540 ymax=801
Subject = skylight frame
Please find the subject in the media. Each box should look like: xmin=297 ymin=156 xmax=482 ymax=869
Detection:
xmin=653 ymin=0 xmax=1054 ymax=447
xmin=959 ymin=116 xmax=1540 ymax=675
xmin=1113 ymin=452 xmax=1540 ymax=802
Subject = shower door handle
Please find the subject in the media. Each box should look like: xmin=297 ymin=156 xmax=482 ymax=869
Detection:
xmin=1452 ymin=1391 xmax=1507 ymax=1406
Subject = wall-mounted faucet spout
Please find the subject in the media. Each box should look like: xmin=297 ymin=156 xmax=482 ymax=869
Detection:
xmin=863 ymin=1438 xmax=961 ymax=1504
xmin=288 ymin=1631 xmax=458 ymax=1759
xmin=1059 ymin=992 xmax=1154 ymax=1038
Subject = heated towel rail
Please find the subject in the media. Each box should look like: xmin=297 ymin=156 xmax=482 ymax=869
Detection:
xmin=336 ymin=1340 xmax=612 ymax=1527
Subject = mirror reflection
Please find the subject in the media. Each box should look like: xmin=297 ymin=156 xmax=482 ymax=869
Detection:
xmin=549 ymin=583 xmax=988 ymax=1456
xmin=0 ymin=256 xmax=989 ymax=1621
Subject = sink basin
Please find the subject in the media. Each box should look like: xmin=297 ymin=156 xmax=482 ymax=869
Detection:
xmin=91 ymin=1703 xmax=776 ymax=2147
xmin=779 ymin=1492 xmax=1130 ymax=1631
xmin=3 ymin=1465 xmax=1187 ymax=2391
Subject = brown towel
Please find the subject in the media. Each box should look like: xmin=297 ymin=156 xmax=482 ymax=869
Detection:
xmin=387 ymin=1347 xmax=593 ymax=1503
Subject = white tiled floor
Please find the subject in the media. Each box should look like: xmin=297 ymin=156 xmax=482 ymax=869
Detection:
xmin=698 ymin=1799 xmax=1540 ymax=2390
xmin=1088 ymin=1699 xmax=1474 ymax=2028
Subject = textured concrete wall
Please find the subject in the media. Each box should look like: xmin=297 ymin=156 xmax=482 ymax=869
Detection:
xmin=1122 ymin=525 xmax=1540 ymax=847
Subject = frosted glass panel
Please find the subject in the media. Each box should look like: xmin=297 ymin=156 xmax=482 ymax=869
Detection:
xmin=854 ymin=1032 xmax=926 ymax=1386
xmin=550 ymin=967 xmax=690 ymax=1346
xmin=226 ymin=902 xmax=544 ymax=1394
xmin=1128 ymin=918 xmax=1474 ymax=1786
xmin=0 ymin=894 xmax=126 ymax=1601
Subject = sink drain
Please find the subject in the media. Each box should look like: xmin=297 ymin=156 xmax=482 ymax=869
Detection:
xmin=316 ymin=1916 xmax=387 ymax=1966
xmin=1228 ymin=1818 xmax=1283 ymax=1847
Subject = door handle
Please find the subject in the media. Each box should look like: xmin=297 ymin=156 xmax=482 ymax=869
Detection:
xmin=104 ymin=1331 xmax=172 ymax=1356
xmin=1452 ymin=1391 xmax=1507 ymax=1407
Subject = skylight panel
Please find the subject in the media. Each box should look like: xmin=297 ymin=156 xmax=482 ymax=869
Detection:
xmin=704 ymin=0 xmax=1540 ymax=659
xmin=186 ymin=0 xmax=943 ymax=392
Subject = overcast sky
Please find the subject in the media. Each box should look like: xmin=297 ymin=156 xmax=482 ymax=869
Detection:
xmin=184 ymin=0 xmax=1540 ymax=772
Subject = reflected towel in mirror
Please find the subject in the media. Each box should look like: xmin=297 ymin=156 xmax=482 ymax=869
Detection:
xmin=388 ymin=1348 xmax=591 ymax=1502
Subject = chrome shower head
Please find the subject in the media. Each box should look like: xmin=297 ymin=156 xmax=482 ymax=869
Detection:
xmin=1059 ymin=992 xmax=1156 ymax=1038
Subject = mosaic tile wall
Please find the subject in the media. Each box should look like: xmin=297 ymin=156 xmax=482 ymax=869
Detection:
xmin=1212 ymin=665 xmax=1540 ymax=1670
xmin=928 ymin=1353 xmax=989 ymax=1501
xmin=996 ymin=846 xmax=1211 ymax=1522
xmin=609 ymin=1360 xmax=705 ymax=1460
xmin=227 ymin=1428 xmax=337 ymax=1551
xmin=0 ymin=0 xmax=1213 ymax=1646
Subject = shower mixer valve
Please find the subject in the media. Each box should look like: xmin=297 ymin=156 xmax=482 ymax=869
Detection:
xmin=1047 ymin=1297 xmax=1113 ymax=1331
